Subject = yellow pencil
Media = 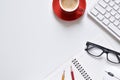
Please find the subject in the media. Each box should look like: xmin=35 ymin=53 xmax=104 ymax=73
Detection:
xmin=62 ymin=71 xmax=65 ymax=80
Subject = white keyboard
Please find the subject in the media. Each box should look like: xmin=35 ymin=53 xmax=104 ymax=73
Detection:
xmin=88 ymin=0 xmax=120 ymax=41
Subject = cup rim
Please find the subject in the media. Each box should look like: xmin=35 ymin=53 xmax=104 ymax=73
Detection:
xmin=59 ymin=0 xmax=79 ymax=12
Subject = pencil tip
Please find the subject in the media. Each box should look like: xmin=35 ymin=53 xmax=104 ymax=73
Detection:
xmin=70 ymin=66 xmax=72 ymax=71
xmin=63 ymin=70 xmax=65 ymax=74
xmin=105 ymin=71 xmax=108 ymax=73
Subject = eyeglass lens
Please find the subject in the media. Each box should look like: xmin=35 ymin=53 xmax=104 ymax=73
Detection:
xmin=107 ymin=53 xmax=120 ymax=63
xmin=87 ymin=44 xmax=103 ymax=56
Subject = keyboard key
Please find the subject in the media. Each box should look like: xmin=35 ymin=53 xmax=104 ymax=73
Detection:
xmin=98 ymin=0 xmax=107 ymax=8
xmin=118 ymin=9 xmax=120 ymax=14
xmin=109 ymin=1 xmax=114 ymax=7
xmin=95 ymin=5 xmax=106 ymax=14
xmin=117 ymin=25 xmax=120 ymax=29
xmin=105 ymin=12 xmax=111 ymax=18
xmin=97 ymin=14 xmax=104 ymax=21
xmin=114 ymin=20 xmax=119 ymax=26
xmin=103 ymin=18 xmax=110 ymax=25
xmin=115 ymin=13 xmax=120 ymax=20
xmin=113 ymin=5 xmax=119 ymax=11
xmin=104 ymin=0 xmax=110 ymax=3
xmin=108 ymin=23 xmax=120 ymax=37
xmin=110 ymin=9 xmax=116 ymax=16
xmin=90 ymin=9 xmax=98 ymax=16
xmin=106 ymin=6 xmax=112 ymax=12
xmin=115 ymin=0 xmax=120 ymax=4
xmin=109 ymin=16 xmax=115 ymax=22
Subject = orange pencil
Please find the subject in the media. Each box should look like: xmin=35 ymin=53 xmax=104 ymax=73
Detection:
xmin=62 ymin=71 xmax=65 ymax=80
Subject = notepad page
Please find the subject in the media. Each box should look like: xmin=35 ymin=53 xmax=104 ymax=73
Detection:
xmin=103 ymin=66 xmax=120 ymax=80
xmin=44 ymin=56 xmax=85 ymax=80
xmin=43 ymin=35 xmax=120 ymax=80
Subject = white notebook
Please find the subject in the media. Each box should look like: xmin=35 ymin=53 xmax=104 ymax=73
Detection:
xmin=43 ymin=35 xmax=120 ymax=80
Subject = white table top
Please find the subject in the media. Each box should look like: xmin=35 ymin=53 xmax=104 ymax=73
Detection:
xmin=0 ymin=0 xmax=120 ymax=80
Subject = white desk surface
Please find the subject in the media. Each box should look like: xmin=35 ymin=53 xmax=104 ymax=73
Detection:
xmin=0 ymin=0 xmax=120 ymax=80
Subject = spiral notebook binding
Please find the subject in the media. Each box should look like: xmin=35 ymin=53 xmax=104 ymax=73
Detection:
xmin=72 ymin=58 xmax=92 ymax=80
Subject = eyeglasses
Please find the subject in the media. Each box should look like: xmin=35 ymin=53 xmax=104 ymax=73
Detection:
xmin=85 ymin=41 xmax=120 ymax=64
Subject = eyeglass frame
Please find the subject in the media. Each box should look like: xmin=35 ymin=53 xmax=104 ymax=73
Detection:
xmin=85 ymin=41 xmax=120 ymax=64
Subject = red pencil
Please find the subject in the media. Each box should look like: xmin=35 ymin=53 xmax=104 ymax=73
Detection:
xmin=71 ymin=66 xmax=75 ymax=80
